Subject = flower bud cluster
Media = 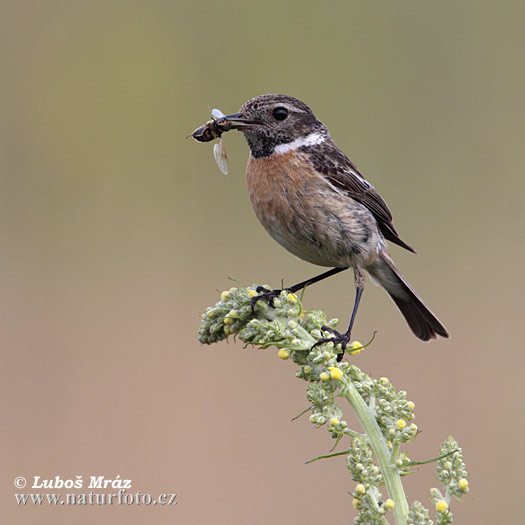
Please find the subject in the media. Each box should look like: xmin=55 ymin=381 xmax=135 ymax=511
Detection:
xmin=352 ymin=483 xmax=395 ymax=524
xmin=372 ymin=379 xmax=417 ymax=445
xmin=428 ymin=436 xmax=469 ymax=524
xmin=306 ymin=385 xmax=349 ymax=438
xmin=307 ymin=382 xmax=343 ymax=429
xmin=436 ymin=436 xmax=469 ymax=499
xmin=199 ymin=285 xmax=305 ymax=346
xmin=343 ymin=366 xmax=418 ymax=452
xmin=407 ymin=500 xmax=433 ymax=525
xmin=199 ymin=286 xmax=262 ymax=343
xmin=346 ymin=436 xmax=383 ymax=486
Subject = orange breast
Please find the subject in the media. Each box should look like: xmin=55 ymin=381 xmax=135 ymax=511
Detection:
xmin=247 ymin=151 xmax=310 ymax=224
xmin=245 ymin=151 xmax=381 ymax=268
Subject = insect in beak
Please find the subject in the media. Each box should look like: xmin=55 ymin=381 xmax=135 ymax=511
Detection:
xmin=190 ymin=108 xmax=260 ymax=174
xmin=221 ymin=112 xmax=260 ymax=130
xmin=190 ymin=109 xmax=246 ymax=174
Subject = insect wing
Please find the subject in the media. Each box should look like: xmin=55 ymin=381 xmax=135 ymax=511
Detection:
xmin=213 ymin=138 xmax=228 ymax=175
xmin=211 ymin=108 xmax=226 ymax=120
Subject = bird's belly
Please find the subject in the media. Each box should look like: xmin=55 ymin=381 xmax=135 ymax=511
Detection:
xmin=246 ymin=153 xmax=382 ymax=268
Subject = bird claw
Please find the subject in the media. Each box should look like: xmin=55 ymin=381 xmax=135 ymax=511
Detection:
xmin=250 ymin=287 xmax=282 ymax=314
xmin=311 ymin=325 xmax=351 ymax=362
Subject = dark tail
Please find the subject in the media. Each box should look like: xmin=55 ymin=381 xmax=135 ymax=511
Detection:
xmin=367 ymin=252 xmax=449 ymax=341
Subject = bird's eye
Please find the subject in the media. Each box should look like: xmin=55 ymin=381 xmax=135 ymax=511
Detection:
xmin=272 ymin=107 xmax=289 ymax=121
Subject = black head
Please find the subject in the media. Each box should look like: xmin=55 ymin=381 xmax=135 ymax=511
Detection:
xmin=234 ymin=94 xmax=329 ymax=158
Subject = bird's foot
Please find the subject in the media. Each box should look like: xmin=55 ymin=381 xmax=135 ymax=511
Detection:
xmin=312 ymin=326 xmax=352 ymax=362
xmin=250 ymin=286 xmax=283 ymax=314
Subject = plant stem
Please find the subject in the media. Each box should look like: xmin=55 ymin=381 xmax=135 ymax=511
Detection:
xmin=342 ymin=376 xmax=409 ymax=525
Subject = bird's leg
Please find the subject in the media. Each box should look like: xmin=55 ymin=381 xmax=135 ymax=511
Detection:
xmin=313 ymin=268 xmax=365 ymax=361
xmin=251 ymin=267 xmax=348 ymax=313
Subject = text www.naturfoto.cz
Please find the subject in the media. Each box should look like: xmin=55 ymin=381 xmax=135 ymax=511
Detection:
xmin=15 ymin=490 xmax=177 ymax=506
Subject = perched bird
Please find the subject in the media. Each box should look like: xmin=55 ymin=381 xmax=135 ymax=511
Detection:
xmin=215 ymin=94 xmax=448 ymax=354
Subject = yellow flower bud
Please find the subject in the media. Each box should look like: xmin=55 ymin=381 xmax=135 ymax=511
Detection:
xmin=384 ymin=499 xmax=395 ymax=510
xmin=352 ymin=498 xmax=360 ymax=509
xmin=406 ymin=401 xmax=415 ymax=410
xmin=223 ymin=326 xmax=231 ymax=335
xmin=220 ymin=291 xmax=230 ymax=301
xmin=330 ymin=417 xmax=340 ymax=427
xmin=348 ymin=341 xmax=363 ymax=355
xmin=247 ymin=289 xmax=257 ymax=298
xmin=355 ymin=484 xmax=365 ymax=495
xmin=224 ymin=317 xmax=234 ymax=325
xmin=444 ymin=461 xmax=452 ymax=470
xmin=396 ymin=419 xmax=406 ymax=429
xmin=379 ymin=377 xmax=389 ymax=384
xmin=329 ymin=367 xmax=343 ymax=380
xmin=436 ymin=500 xmax=448 ymax=513
xmin=278 ymin=349 xmax=290 ymax=360
xmin=320 ymin=372 xmax=330 ymax=381
xmin=287 ymin=293 xmax=297 ymax=303
xmin=458 ymin=478 xmax=469 ymax=490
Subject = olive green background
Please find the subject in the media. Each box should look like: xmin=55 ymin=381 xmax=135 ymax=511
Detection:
xmin=2 ymin=1 xmax=524 ymax=523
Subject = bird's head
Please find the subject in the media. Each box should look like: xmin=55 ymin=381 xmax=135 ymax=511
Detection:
xmin=224 ymin=94 xmax=329 ymax=158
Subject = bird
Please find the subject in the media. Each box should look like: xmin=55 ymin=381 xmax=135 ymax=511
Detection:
xmin=215 ymin=94 xmax=449 ymax=355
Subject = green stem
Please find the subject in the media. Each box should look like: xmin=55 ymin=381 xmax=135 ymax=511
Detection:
xmin=342 ymin=376 xmax=409 ymax=525
xmin=390 ymin=442 xmax=401 ymax=464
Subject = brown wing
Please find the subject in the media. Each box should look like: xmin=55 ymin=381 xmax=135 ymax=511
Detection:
xmin=306 ymin=140 xmax=416 ymax=253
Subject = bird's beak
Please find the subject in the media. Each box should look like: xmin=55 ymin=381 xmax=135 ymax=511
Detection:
xmin=223 ymin=113 xmax=260 ymax=129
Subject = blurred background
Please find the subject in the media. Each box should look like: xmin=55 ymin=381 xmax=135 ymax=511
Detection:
xmin=1 ymin=1 xmax=524 ymax=523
